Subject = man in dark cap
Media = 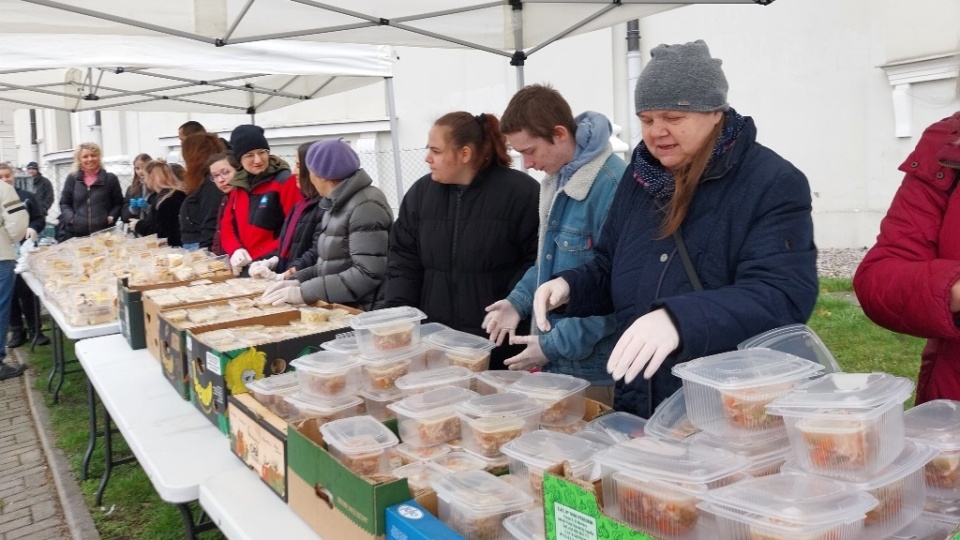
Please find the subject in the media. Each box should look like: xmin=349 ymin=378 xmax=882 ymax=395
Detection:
xmin=24 ymin=162 xmax=53 ymax=217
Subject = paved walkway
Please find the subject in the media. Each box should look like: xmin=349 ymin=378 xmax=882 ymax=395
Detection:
xmin=0 ymin=350 xmax=99 ymax=540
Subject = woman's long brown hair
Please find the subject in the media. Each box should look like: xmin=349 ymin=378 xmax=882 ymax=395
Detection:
xmin=659 ymin=121 xmax=723 ymax=238
xmin=182 ymin=133 xmax=226 ymax=194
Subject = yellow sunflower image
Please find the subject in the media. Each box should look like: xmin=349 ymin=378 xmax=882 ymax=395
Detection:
xmin=224 ymin=347 xmax=267 ymax=394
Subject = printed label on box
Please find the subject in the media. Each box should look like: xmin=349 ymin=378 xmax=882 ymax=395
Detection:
xmin=554 ymin=503 xmax=598 ymax=540
xmin=206 ymin=351 xmax=222 ymax=376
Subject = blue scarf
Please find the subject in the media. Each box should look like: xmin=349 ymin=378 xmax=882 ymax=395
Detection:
xmin=633 ymin=108 xmax=747 ymax=200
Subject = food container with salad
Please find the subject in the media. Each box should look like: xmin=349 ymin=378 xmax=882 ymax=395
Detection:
xmin=689 ymin=430 xmax=791 ymax=478
xmin=394 ymin=366 xmax=474 ymax=396
xmin=349 ymin=306 xmax=427 ymax=357
xmin=388 ymin=386 xmax=477 ymax=447
xmin=423 ymin=329 xmax=496 ymax=373
xmin=392 ymin=460 xmax=449 ymax=492
xmin=290 ymin=351 xmax=361 ymax=398
xmin=282 ymin=392 xmax=365 ymax=424
xmin=475 ymin=370 xmax=530 ymax=396
xmin=319 ymin=415 xmax=399 ymax=476
xmin=245 ymin=372 xmax=299 ymax=418
xmin=904 ymin=399 xmax=960 ymax=500
xmin=357 ymin=387 xmax=403 ymax=421
xmin=357 ymin=346 xmax=427 ymax=392
xmin=431 ymin=470 xmax=535 ymax=540
xmin=503 ymin=509 xmax=545 ymax=540
xmin=500 ymin=430 xmax=601 ymax=500
xmin=456 ymin=393 xmax=544 ymax=458
xmin=645 ymin=388 xmax=700 ymax=442
xmin=505 ymin=373 xmax=589 ymax=427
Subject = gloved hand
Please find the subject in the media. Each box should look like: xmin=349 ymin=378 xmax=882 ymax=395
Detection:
xmin=608 ymin=309 xmax=680 ymax=384
xmin=248 ymin=260 xmax=278 ymax=281
xmin=262 ymin=256 xmax=279 ymax=270
xmin=504 ymin=335 xmax=550 ymax=371
xmin=129 ymin=197 xmax=145 ymax=211
xmin=24 ymin=229 xmax=38 ymax=242
xmin=229 ymin=249 xmax=252 ymax=275
xmin=262 ymin=279 xmax=299 ymax=298
xmin=532 ymin=278 xmax=571 ymax=332
xmin=482 ymin=299 xmax=521 ymax=346
xmin=262 ymin=284 xmax=305 ymax=306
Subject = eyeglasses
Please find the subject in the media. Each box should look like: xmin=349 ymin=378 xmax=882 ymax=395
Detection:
xmin=211 ymin=169 xmax=234 ymax=181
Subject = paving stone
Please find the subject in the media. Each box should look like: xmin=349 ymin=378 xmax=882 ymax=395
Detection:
xmin=0 ymin=509 xmax=30 ymax=526
xmin=0 ymin=516 xmax=31 ymax=535
xmin=6 ymin=517 xmax=63 ymax=539
xmin=30 ymin=500 xmax=57 ymax=522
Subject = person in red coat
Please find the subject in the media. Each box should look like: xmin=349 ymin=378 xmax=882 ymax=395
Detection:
xmin=855 ymin=112 xmax=960 ymax=404
xmin=220 ymin=125 xmax=302 ymax=275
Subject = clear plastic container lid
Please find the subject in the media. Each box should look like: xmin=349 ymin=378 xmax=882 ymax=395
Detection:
xmin=393 ymin=461 xmax=449 ymax=491
xmin=767 ymin=372 xmax=914 ymax=411
xmin=319 ymin=415 xmax=399 ymax=454
xmin=431 ymin=451 xmax=488 ymax=472
xmin=456 ymin=393 xmax=544 ymax=418
xmin=780 ymin=440 xmax=936 ymax=490
xmin=357 ymin=386 xmax=404 ymax=402
xmin=503 ymin=509 xmax=546 ymax=540
xmin=645 ymin=388 xmax=701 ymax=441
xmin=394 ymin=442 xmax=451 ymax=463
xmin=349 ymin=306 xmax=427 ymax=330
xmin=584 ymin=412 xmax=647 ymax=442
xmin=290 ymin=351 xmax=360 ymax=375
xmin=358 ymin=344 xmax=428 ymax=366
xmin=689 ymin=430 xmax=791 ymax=463
xmin=505 ymin=373 xmax=589 ymax=401
xmin=701 ymin=472 xmax=879 ymax=525
xmin=500 ymin=430 xmax=600 ymax=471
xmin=394 ymin=366 xmax=474 ymax=393
xmin=904 ymin=399 xmax=960 ymax=450
xmin=321 ymin=332 xmax=359 ymax=355
xmin=573 ymin=429 xmax=617 ymax=447
xmin=738 ymin=324 xmax=842 ymax=374
xmin=424 ymin=329 xmax=496 ymax=355
xmin=420 ymin=322 xmax=451 ymax=338
xmin=475 ymin=370 xmax=530 ymax=392
xmin=593 ymin=437 xmax=749 ymax=486
xmin=671 ymin=349 xmax=823 ymax=389
xmin=283 ymin=392 xmax=363 ymax=416
xmin=431 ymin=470 xmax=534 ymax=514
xmin=388 ymin=387 xmax=478 ymax=419
xmin=245 ymin=372 xmax=299 ymax=396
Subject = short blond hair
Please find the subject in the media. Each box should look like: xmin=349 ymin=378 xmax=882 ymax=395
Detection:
xmin=71 ymin=142 xmax=102 ymax=173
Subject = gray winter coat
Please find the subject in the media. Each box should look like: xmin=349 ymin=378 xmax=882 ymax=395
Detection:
xmin=294 ymin=169 xmax=393 ymax=310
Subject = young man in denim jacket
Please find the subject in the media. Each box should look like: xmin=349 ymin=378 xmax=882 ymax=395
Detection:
xmin=483 ymin=84 xmax=625 ymax=405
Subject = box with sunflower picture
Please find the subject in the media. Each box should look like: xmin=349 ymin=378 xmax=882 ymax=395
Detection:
xmin=188 ymin=303 xmax=360 ymax=435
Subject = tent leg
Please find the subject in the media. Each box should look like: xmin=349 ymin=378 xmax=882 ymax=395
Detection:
xmin=515 ymin=65 xmax=524 ymax=90
xmin=385 ymin=77 xmax=404 ymax=207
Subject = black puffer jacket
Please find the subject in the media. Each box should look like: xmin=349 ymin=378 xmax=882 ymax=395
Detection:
xmin=179 ymin=178 xmax=224 ymax=249
xmin=58 ymin=170 xmax=124 ymax=239
xmin=384 ymin=164 xmax=540 ymax=369
xmin=277 ymin=196 xmax=324 ymax=273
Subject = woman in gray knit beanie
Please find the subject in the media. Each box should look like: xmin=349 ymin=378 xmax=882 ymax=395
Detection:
xmin=529 ymin=40 xmax=818 ymax=419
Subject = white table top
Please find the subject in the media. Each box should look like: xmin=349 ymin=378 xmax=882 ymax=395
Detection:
xmin=200 ymin=468 xmax=323 ymax=540
xmin=21 ymin=271 xmax=120 ymax=340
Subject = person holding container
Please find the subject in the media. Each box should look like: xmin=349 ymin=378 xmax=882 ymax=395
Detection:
xmin=531 ymin=41 xmax=818 ymax=417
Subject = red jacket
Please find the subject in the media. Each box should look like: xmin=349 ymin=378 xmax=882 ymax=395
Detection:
xmin=854 ymin=112 xmax=960 ymax=404
xmin=220 ymin=167 xmax=303 ymax=261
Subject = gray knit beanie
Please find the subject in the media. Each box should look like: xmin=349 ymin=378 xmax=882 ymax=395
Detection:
xmin=635 ymin=40 xmax=729 ymax=114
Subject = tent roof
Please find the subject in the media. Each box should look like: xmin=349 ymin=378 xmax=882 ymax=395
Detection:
xmin=0 ymin=34 xmax=394 ymax=113
xmin=7 ymin=0 xmax=769 ymax=60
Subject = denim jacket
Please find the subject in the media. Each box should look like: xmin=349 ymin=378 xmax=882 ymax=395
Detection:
xmin=507 ymin=146 xmax=625 ymax=383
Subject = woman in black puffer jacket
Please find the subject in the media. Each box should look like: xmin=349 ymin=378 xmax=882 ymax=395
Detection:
xmin=57 ymin=142 xmax=124 ymax=241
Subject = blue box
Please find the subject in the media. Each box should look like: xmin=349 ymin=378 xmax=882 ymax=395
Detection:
xmin=386 ymin=500 xmax=466 ymax=540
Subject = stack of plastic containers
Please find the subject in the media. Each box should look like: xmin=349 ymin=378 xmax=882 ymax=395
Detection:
xmin=689 ymin=430 xmax=791 ymax=478
xmin=700 ymin=472 xmax=879 ymax=540
xmin=503 ymin=509 xmax=545 ymax=540
xmin=423 ymin=329 xmax=497 ymax=373
xmin=394 ymin=366 xmax=474 ymax=396
xmin=904 ymin=399 xmax=960 ymax=515
xmin=319 ymin=415 xmax=400 ymax=476
xmin=455 ymin=392 xmax=544 ymax=467
xmin=430 ymin=470 xmax=535 ymax=540
xmin=500 ymin=430 xmax=602 ymax=500
xmin=645 ymin=389 xmax=700 ymax=442
xmin=279 ymin=351 xmax=366 ymax=424
xmin=388 ymin=386 xmax=476 ymax=451
xmin=244 ymin=372 xmax=299 ymax=419
xmin=475 ymin=370 xmax=530 ymax=396
xmin=737 ymin=323 xmax=843 ymax=374
xmin=577 ymin=411 xmax=647 ymax=446
xmin=592 ymin=437 xmax=752 ymax=539
xmin=505 ymin=373 xmax=589 ymax=431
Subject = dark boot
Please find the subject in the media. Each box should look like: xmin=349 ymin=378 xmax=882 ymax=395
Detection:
xmin=29 ymin=329 xmax=50 ymax=347
xmin=6 ymin=328 xmax=26 ymax=349
xmin=0 ymin=363 xmax=26 ymax=381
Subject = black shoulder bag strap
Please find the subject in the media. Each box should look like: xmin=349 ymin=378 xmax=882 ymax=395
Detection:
xmin=672 ymin=228 xmax=704 ymax=291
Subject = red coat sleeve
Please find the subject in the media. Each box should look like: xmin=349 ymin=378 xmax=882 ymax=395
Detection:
xmin=219 ymin=191 xmax=242 ymax=256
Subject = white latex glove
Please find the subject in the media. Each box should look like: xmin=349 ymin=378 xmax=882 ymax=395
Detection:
xmin=482 ymin=299 xmax=521 ymax=346
xmin=262 ymin=256 xmax=279 ymax=270
xmin=262 ymin=279 xmax=299 ymax=298
xmin=248 ymin=260 xmax=278 ymax=281
xmin=504 ymin=335 xmax=550 ymax=371
xmin=532 ymin=278 xmax=571 ymax=332
xmin=262 ymin=285 xmax=305 ymax=306
xmin=229 ymin=248 xmax=252 ymax=275
xmin=608 ymin=309 xmax=680 ymax=384
xmin=24 ymin=229 xmax=38 ymax=242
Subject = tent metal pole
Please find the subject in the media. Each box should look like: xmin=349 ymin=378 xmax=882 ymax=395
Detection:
xmin=516 ymin=65 xmax=524 ymax=90
xmin=384 ymin=77 xmax=404 ymax=206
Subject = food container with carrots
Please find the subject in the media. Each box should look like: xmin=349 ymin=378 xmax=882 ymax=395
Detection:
xmin=349 ymin=306 xmax=427 ymax=357
xmin=904 ymin=399 xmax=960 ymax=501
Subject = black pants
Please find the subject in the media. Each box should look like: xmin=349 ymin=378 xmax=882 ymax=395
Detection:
xmin=9 ymin=275 xmax=38 ymax=332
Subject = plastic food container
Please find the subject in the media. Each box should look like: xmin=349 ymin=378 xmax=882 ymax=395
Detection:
xmin=645 ymin=388 xmax=700 ymax=442
xmin=357 ymin=346 xmax=428 ymax=392
xmin=456 ymin=393 xmax=544 ymax=458
xmin=506 ymin=373 xmax=589 ymax=427
xmin=500 ymin=430 xmax=600 ymax=499
xmin=392 ymin=442 xmax=451 ymax=467
xmin=539 ymin=419 xmax=587 ymax=436
xmin=700 ymin=472 xmax=879 ymax=540
xmin=476 ymin=370 xmax=530 ymax=396
xmin=423 ymin=329 xmax=496 ymax=373
xmin=394 ymin=366 xmax=474 ymax=396
xmin=357 ymin=387 xmax=403 ymax=421
xmin=904 ymin=399 xmax=960 ymax=501
xmin=672 ymin=349 xmax=823 ymax=437
xmin=593 ymin=438 xmax=752 ymax=539
xmin=583 ymin=411 xmax=647 ymax=443
xmin=689 ymin=430 xmax=791 ymax=478
xmin=392 ymin=461 xmax=449 ymax=492
xmin=780 ymin=440 xmax=936 ymax=539
xmin=388 ymin=386 xmax=478 ymax=447
xmin=245 ymin=372 xmax=299 ymax=418
xmin=737 ymin=324 xmax=842 ymax=374
xmin=320 ymin=331 xmax=360 ymax=356
xmin=767 ymin=372 xmax=914 ymax=478
xmin=503 ymin=509 xmax=545 ymax=540
xmin=319 ymin=415 xmax=399 ymax=476
xmin=431 ymin=470 xmax=535 ymax=540
xmin=349 ymin=306 xmax=427 ymax=357
xmin=282 ymin=392 xmax=364 ymax=424
xmin=887 ymin=513 xmax=959 ymax=540
xmin=290 ymin=352 xmax=361 ymax=398
xmin=431 ymin=451 xmax=488 ymax=473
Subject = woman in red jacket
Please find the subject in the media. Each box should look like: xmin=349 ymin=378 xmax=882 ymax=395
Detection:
xmin=220 ymin=124 xmax=302 ymax=275
xmin=855 ymin=112 xmax=960 ymax=404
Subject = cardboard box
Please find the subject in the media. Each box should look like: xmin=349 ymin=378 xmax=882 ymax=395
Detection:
xmin=386 ymin=498 xmax=466 ymax=540
xmin=542 ymin=473 xmax=659 ymax=540
xmin=145 ymin=291 xmax=258 ymax=363
xmin=287 ymin=418 xmax=414 ymax=540
xmin=227 ymin=393 xmax=288 ymax=500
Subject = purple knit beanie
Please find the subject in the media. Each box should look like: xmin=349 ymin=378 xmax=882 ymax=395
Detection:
xmin=305 ymin=139 xmax=360 ymax=180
